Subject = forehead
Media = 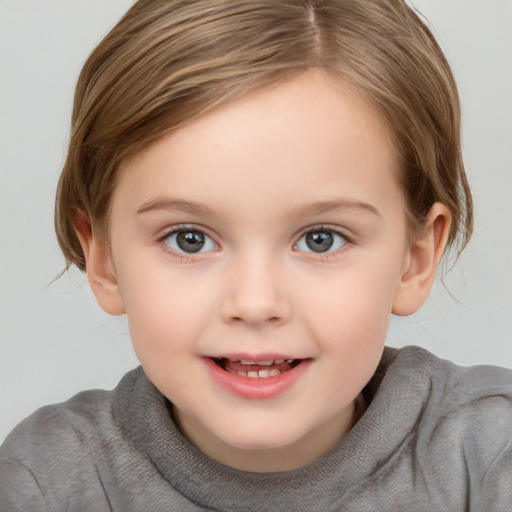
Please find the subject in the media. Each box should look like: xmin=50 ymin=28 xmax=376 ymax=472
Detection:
xmin=113 ymin=71 xmax=402 ymax=220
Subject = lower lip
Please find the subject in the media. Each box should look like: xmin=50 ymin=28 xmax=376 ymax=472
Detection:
xmin=203 ymin=357 xmax=311 ymax=400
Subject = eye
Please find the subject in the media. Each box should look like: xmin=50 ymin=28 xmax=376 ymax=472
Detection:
xmin=295 ymin=228 xmax=347 ymax=254
xmin=163 ymin=229 xmax=217 ymax=254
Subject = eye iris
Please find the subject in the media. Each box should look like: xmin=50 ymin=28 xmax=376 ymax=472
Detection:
xmin=176 ymin=231 xmax=205 ymax=253
xmin=306 ymin=231 xmax=334 ymax=253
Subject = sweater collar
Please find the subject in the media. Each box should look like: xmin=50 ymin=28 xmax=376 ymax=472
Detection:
xmin=114 ymin=346 xmax=432 ymax=510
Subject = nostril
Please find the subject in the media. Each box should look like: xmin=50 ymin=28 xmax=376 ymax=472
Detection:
xmin=220 ymin=290 xmax=291 ymax=326
xmin=229 ymin=315 xmax=283 ymax=325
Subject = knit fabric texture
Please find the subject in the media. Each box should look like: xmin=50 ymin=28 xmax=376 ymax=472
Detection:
xmin=1 ymin=346 xmax=511 ymax=511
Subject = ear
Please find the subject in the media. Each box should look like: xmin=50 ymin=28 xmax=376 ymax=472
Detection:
xmin=392 ymin=203 xmax=452 ymax=316
xmin=74 ymin=212 xmax=126 ymax=316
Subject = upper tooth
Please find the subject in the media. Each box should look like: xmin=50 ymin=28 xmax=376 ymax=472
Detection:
xmin=239 ymin=359 xmax=287 ymax=366
xmin=240 ymin=359 xmax=278 ymax=366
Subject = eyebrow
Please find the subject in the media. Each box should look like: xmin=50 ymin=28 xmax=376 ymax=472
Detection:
xmin=295 ymin=199 xmax=381 ymax=219
xmin=136 ymin=197 xmax=381 ymax=219
xmin=137 ymin=199 xmax=214 ymax=216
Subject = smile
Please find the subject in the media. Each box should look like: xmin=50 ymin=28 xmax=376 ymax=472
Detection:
xmin=212 ymin=358 xmax=302 ymax=378
xmin=204 ymin=356 xmax=310 ymax=400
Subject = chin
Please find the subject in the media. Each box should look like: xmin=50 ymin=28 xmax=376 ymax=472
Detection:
xmin=215 ymin=423 xmax=306 ymax=452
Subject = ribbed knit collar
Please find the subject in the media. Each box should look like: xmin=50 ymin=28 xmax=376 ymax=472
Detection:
xmin=114 ymin=346 xmax=434 ymax=511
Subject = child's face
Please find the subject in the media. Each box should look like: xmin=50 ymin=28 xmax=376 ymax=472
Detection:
xmin=104 ymin=72 xmax=413 ymax=470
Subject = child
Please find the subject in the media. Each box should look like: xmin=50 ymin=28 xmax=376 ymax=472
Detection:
xmin=1 ymin=0 xmax=511 ymax=510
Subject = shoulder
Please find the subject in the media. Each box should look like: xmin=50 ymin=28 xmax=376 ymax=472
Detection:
xmin=375 ymin=346 xmax=512 ymax=456
xmin=390 ymin=345 xmax=512 ymax=407
xmin=1 ymin=385 xmax=116 ymax=462
xmin=0 ymin=387 xmax=114 ymax=486
xmin=375 ymin=345 xmax=512 ymax=426
xmin=396 ymin=346 xmax=512 ymax=506
xmin=0 ymin=368 xmax=143 ymax=510
xmin=392 ymin=346 xmax=512 ymax=439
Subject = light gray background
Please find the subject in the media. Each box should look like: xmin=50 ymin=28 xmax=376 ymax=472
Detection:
xmin=1 ymin=0 xmax=511 ymax=442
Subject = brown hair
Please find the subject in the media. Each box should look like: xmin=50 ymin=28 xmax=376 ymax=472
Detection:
xmin=55 ymin=0 xmax=473 ymax=271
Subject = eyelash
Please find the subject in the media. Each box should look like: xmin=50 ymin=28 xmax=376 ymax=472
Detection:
xmin=294 ymin=225 xmax=351 ymax=259
xmin=157 ymin=225 xmax=219 ymax=260
xmin=156 ymin=224 xmax=352 ymax=261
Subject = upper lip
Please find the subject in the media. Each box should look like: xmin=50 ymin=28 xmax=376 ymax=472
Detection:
xmin=206 ymin=354 xmax=304 ymax=363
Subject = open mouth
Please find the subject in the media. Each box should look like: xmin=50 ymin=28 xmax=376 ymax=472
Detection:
xmin=212 ymin=357 xmax=303 ymax=378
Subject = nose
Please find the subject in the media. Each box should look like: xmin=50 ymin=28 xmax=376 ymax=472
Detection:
xmin=220 ymin=254 xmax=291 ymax=327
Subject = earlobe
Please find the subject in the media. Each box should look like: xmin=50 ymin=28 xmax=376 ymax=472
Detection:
xmin=74 ymin=212 xmax=126 ymax=316
xmin=392 ymin=203 xmax=452 ymax=316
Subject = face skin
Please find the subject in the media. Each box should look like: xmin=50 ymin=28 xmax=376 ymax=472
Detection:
xmin=79 ymin=71 xmax=450 ymax=472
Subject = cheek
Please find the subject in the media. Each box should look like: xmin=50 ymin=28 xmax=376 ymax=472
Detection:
xmin=301 ymin=257 xmax=402 ymax=351
xmin=117 ymin=268 xmax=218 ymax=359
xmin=301 ymin=269 xmax=398 ymax=400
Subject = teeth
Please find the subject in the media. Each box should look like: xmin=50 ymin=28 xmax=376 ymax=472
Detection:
xmin=220 ymin=358 xmax=302 ymax=378
xmin=232 ymin=368 xmax=285 ymax=378
xmin=239 ymin=359 xmax=289 ymax=366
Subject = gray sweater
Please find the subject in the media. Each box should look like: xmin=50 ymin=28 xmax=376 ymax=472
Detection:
xmin=1 ymin=346 xmax=511 ymax=511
